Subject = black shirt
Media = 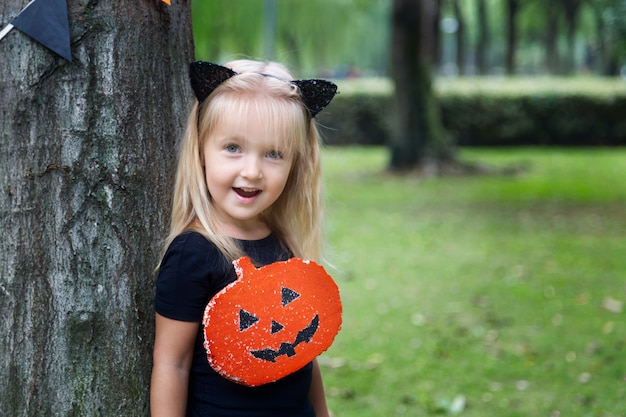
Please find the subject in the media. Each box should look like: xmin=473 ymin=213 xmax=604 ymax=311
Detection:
xmin=155 ymin=231 xmax=315 ymax=417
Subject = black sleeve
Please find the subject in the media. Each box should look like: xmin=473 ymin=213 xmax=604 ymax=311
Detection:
xmin=155 ymin=232 xmax=229 ymax=322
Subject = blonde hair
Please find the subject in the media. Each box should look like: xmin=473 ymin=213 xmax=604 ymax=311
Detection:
xmin=161 ymin=60 xmax=324 ymax=264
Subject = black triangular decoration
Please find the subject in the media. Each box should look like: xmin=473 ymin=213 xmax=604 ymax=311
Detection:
xmin=239 ymin=309 xmax=259 ymax=332
xmin=271 ymin=320 xmax=284 ymax=334
xmin=281 ymin=287 xmax=300 ymax=307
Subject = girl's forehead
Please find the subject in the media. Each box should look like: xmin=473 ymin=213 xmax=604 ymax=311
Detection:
xmin=208 ymin=95 xmax=306 ymax=146
xmin=212 ymin=104 xmax=274 ymax=135
xmin=207 ymin=111 xmax=287 ymax=152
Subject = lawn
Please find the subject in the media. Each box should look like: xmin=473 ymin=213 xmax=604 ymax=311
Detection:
xmin=320 ymin=146 xmax=626 ymax=417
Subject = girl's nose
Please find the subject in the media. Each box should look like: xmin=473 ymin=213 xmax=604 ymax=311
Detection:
xmin=240 ymin=156 xmax=263 ymax=179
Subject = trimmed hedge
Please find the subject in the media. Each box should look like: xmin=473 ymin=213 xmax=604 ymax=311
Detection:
xmin=318 ymin=78 xmax=626 ymax=146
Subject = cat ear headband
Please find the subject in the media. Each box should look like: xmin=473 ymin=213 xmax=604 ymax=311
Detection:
xmin=189 ymin=61 xmax=338 ymax=118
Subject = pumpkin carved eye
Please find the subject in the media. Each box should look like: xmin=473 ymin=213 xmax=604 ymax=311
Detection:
xmin=203 ymin=257 xmax=342 ymax=387
xmin=281 ymin=287 xmax=300 ymax=306
xmin=239 ymin=309 xmax=259 ymax=331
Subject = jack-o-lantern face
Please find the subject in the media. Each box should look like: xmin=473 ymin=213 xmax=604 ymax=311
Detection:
xmin=202 ymin=257 xmax=342 ymax=386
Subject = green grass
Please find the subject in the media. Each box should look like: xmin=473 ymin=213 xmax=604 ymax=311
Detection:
xmin=320 ymin=147 xmax=626 ymax=417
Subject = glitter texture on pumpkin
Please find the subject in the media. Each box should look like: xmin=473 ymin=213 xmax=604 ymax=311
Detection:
xmin=202 ymin=257 xmax=342 ymax=387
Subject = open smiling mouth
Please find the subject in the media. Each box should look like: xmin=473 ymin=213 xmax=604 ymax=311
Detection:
xmin=234 ymin=188 xmax=262 ymax=198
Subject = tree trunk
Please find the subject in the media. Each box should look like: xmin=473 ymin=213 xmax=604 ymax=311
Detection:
xmin=475 ymin=0 xmax=489 ymax=75
xmin=505 ymin=0 xmax=520 ymax=75
xmin=451 ymin=0 xmax=465 ymax=75
xmin=560 ymin=0 xmax=582 ymax=74
xmin=545 ymin=2 xmax=560 ymax=74
xmin=389 ymin=0 xmax=452 ymax=171
xmin=590 ymin=2 xmax=607 ymax=75
xmin=431 ymin=0 xmax=443 ymax=69
xmin=0 ymin=2 xmax=193 ymax=416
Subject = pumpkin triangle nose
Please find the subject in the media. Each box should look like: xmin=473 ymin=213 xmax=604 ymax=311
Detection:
xmin=271 ymin=320 xmax=284 ymax=334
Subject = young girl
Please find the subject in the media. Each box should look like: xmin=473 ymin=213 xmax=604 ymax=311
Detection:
xmin=150 ymin=60 xmax=337 ymax=417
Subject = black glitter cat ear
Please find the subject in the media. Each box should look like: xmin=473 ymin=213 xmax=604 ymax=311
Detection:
xmin=189 ymin=61 xmax=338 ymax=117
xmin=189 ymin=61 xmax=237 ymax=104
xmin=291 ymin=79 xmax=338 ymax=118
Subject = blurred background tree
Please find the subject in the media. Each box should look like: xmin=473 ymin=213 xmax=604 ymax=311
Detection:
xmin=191 ymin=0 xmax=626 ymax=77
xmin=191 ymin=0 xmax=626 ymax=170
xmin=192 ymin=0 xmax=390 ymax=76
xmin=389 ymin=0 xmax=454 ymax=171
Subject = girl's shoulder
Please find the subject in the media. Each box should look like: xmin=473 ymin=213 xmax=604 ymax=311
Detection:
xmin=161 ymin=231 xmax=229 ymax=275
xmin=155 ymin=231 xmax=232 ymax=321
xmin=170 ymin=230 xmax=217 ymax=251
xmin=162 ymin=230 xmax=290 ymax=271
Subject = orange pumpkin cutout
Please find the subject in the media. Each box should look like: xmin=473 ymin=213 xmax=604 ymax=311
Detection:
xmin=202 ymin=257 xmax=342 ymax=387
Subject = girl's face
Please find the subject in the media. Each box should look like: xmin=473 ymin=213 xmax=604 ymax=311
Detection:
xmin=202 ymin=106 xmax=294 ymax=239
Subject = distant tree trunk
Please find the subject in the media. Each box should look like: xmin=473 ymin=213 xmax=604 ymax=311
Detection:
xmin=431 ymin=0 xmax=443 ymax=69
xmin=578 ymin=0 xmax=625 ymax=76
xmin=0 ymin=2 xmax=193 ymax=416
xmin=475 ymin=0 xmax=490 ymax=75
xmin=545 ymin=2 xmax=561 ymax=73
xmin=389 ymin=0 xmax=453 ymax=171
xmin=421 ymin=0 xmax=439 ymax=67
xmin=451 ymin=0 xmax=466 ymax=75
xmin=505 ymin=0 xmax=520 ymax=75
xmin=560 ymin=0 xmax=583 ymax=74
xmin=590 ymin=2 xmax=607 ymax=74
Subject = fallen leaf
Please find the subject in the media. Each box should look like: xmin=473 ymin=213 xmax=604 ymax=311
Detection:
xmin=602 ymin=297 xmax=623 ymax=314
xmin=449 ymin=395 xmax=466 ymax=414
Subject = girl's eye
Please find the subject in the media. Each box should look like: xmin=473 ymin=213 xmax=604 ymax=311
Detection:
xmin=225 ymin=144 xmax=240 ymax=153
xmin=266 ymin=150 xmax=283 ymax=160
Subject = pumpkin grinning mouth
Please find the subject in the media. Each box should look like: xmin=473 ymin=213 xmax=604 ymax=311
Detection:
xmin=250 ymin=315 xmax=319 ymax=362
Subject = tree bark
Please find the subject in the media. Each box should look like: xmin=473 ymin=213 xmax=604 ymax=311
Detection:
xmin=0 ymin=2 xmax=193 ymax=416
xmin=389 ymin=0 xmax=452 ymax=171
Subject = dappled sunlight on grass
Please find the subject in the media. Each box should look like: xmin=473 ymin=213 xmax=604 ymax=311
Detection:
xmin=320 ymin=146 xmax=626 ymax=417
